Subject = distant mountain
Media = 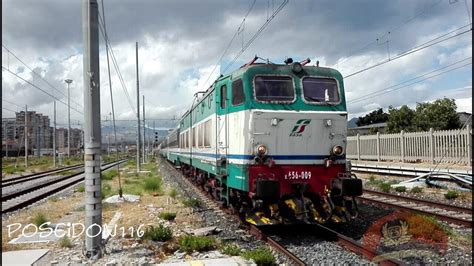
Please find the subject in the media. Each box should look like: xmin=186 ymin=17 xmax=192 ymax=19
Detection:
xmin=347 ymin=117 xmax=359 ymax=128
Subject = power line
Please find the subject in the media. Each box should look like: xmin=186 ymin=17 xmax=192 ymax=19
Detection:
xmin=1 ymin=44 xmax=83 ymax=109
xmin=97 ymin=11 xmax=137 ymax=115
xmin=222 ymin=0 xmax=289 ymax=74
xmin=2 ymin=66 xmax=84 ymax=115
xmin=348 ymin=59 xmax=472 ymax=105
xmin=337 ymin=0 xmax=443 ymax=67
xmin=200 ymin=0 xmax=257 ymax=89
xmin=2 ymin=98 xmax=23 ymax=109
xmin=2 ymin=107 xmax=17 ymax=113
xmin=343 ymin=24 xmax=472 ymax=79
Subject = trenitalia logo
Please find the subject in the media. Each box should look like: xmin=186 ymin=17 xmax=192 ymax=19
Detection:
xmin=289 ymin=119 xmax=311 ymax=137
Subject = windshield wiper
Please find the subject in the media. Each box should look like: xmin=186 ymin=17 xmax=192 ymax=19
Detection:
xmin=305 ymin=96 xmax=323 ymax=102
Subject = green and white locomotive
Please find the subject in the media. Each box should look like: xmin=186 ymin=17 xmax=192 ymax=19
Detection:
xmin=159 ymin=57 xmax=362 ymax=225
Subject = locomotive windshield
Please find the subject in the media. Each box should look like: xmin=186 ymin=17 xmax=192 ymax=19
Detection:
xmin=254 ymin=76 xmax=294 ymax=102
xmin=302 ymin=77 xmax=339 ymax=103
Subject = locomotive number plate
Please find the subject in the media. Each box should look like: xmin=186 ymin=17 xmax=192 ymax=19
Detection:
xmin=284 ymin=171 xmax=312 ymax=180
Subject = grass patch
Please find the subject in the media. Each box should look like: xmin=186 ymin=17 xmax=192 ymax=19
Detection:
xmin=394 ymin=186 xmax=406 ymax=193
xmin=77 ymin=185 xmax=85 ymax=192
xmin=101 ymin=169 xmax=118 ymax=180
xmin=102 ymin=183 xmax=113 ymax=199
xmin=220 ymin=243 xmax=242 ymax=256
xmin=178 ymin=235 xmax=216 ymax=253
xmin=3 ymin=165 xmax=25 ymax=174
xmin=444 ymin=190 xmax=459 ymax=200
xmin=182 ymin=198 xmax=202 ymax=208
xmin=410 ymin=187 xmax=423 ymax=193
xmin=242 ymin=248 xmax=275 ymax=265
xmin=123 ymin=183 xmax=144 ymax=196
xmin=143 ymin=177 xmax=162 ymax=193
xmin=169 ymin=188 xmax=178 ymax=199
xmin=141 ymin=224 xmax=173 ymax=242
xmin=59 ymin=170 xmax=76 ymax=176
xmin=32 ymin=213 xmax=48 ymax=227
xmin=379 ymin=182 xmax=391 ymax=193
xmin=59 ymin=236 xmax=73 ymax=248
xmin=159 ymin=212 xmax=177 ymax=221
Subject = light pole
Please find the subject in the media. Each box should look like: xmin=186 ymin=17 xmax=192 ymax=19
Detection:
xmin=65 ymin=79 xmax=73 ymax=157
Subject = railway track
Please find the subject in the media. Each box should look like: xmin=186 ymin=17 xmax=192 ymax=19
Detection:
xmin=1 ymin=159 xmax=128 ymax=214
xmin=160 ymin=158 xmax=402 ymax=265
xmin=351 ymin=162 xmax=472 ymax=177
xmin=1 ymin=164 xmax=84 ymax=187
xmin=358 ymin=189 xmax=472 ymax=227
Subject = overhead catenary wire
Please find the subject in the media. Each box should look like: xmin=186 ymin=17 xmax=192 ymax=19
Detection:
xmin=337 ymin=0 xmax=443 ymax=67
xmin=343 ymin=24 xmax=472 ymax=79
xmin=96 ymin=11 xmax=137 ymax=116
xmin=1 ymin=44 xmax=83 ymax=109
xmin=2 ymin=66 xmax=84 ymax=115
xmin=2 ymin=98 xmax=23 ymax=109
xmin=348 ymin=58 xmax=472 ymax=105
xmin=200 ymin=0 xmax=257 ymax=89
xmin=222 ymin=0 xmax=289 ymax=74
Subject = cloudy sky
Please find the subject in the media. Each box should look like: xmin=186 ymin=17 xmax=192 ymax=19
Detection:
xmin=2 ymin=0 xmax=472 ymax=130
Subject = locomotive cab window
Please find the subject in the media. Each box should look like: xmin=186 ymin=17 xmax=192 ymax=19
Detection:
xmin=302 ymin=77 xmax=340 ymax=103
xmin=232 ymin=79 xmax=244 ymax=106
xmin=254 ymin=76 xmax=294 ymax=102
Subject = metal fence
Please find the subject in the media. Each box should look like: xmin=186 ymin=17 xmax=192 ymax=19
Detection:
xmin=346 ymin=126 xmax=472 ymax=165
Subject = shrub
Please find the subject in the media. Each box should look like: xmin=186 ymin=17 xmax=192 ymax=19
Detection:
xmin=143 ymin=177 xmax=162 ymax=192
xmin=182 ymin=198 xmax=201 ymax=208
xmin=178 ymin=235 xmax=216 ymax=253
xmin=159 ymin=212 xmax=177 ymax=221
xmin=220 ymin=243 xmax=242 ymax=256
xmin=410 ymin=187 xmax=423 ymax=193
xmin=141 ymin=224 xmax=173 ymax=242
xmin=77 ymin=185 xmax=85 ymax=192
xmin=32 ymin=213 xmax=48 ymax=227
xmin=101 ymin=170 xmax=118 ymax=180
xmin=242 ymin=248 xmax=275 ymax=265
xmin=59 ymin=236 xmax=73 ymax=248
xmin=406 ymin=215 xmax=447 ymax=243
xmin=444 ymin=190 xmax=459 ymax=200
xmin=169 ymin=188 xmax=178 ymax=199
xmin=379 ymin=182 xmax=391 ymax=193
xmin=394 ymin=186 xmax=406 ymax=192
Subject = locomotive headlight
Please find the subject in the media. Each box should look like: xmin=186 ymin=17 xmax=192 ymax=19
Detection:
xmin=331 ymin=145 xmax=344 ymax=156
xmin=292 ymin=62 xmax=303 ymax=73
xmin=256 ymin=144 xmax=268 ymax=156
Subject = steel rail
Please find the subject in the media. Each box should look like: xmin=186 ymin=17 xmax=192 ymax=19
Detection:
xmin=1 ymin=164 xmax=84 ymax=186
xmin=1 ymin=159 xmax=128 ymax=214
xmin=364 ymin=189 xmax=472 ymax=214
xmin=358 ymin=191 xmax=472 ymax=227
xmin=351 ymin=162 xmax=472 ymax=177
xmin=161 ymin=159 xmax=306 ymax=266
xmin=312 ymin=224 xmax=404 ymax=266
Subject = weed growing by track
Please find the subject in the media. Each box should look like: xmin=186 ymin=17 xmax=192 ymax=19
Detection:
xmin=159 ymin=212 xmax=177 ymax=221
xmin=444 ymin=190 xmax=459 ymax=199
xmin=178 ymin=235 xmax=216 ymax=253
xmin=242 ymin=247 xmax=276 ymax=265
xmin=220 ymin=243 xmax=242 ymax=256
xmin=32 ymin=213 xmax=48 ymax=227
xmin=141 ymin=224 xmax=173 ymax=241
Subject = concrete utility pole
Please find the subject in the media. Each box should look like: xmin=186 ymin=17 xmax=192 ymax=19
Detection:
xmin=82 ymin=0 xmax=102 ymax=258
xmin=142 ymin=95 xmax=146 ymax=164
xmin=136 ymin=42 xmax=141 ymax=172
xmin=24 ymin=105 xmax=28 ymax=168
xmin=53 ymin=101 xmax=56 ymax=167
xmin=65 ymin=79 xmax=73 ymax=157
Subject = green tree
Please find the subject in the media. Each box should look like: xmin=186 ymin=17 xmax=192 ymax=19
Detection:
xmin=413 ymin=98 xmax=461 ymax=131
xmin=387 ymin=105 xmax=416 ymax=133
xmin=356 ymin=108 xmax=389 ymax=126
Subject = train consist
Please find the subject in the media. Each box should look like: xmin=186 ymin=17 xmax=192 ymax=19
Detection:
xmin=159 ymin=57 xmax=362 ymax=225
